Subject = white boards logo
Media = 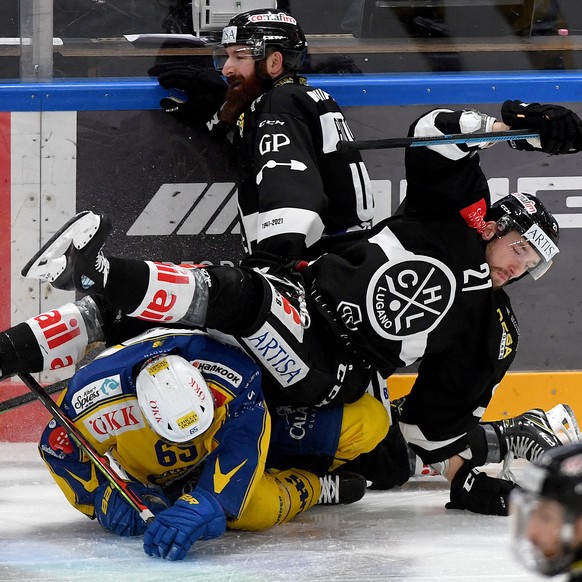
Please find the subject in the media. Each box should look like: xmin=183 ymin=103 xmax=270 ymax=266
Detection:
xmin=127 ymin=182 xmax=240 ymax=236
xmin=127 ymin=177 xmax=582 ymax=235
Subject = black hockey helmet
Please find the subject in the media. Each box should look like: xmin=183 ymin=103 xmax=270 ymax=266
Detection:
xmin=487 ymin=192 xmax=560 ymax=280
xmin=510 ymin=444 xmax=582 ymax=576
xmin=213 ymin=9 xmax=307 ymax=71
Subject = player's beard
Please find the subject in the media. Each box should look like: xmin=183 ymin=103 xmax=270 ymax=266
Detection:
xmin=219 ymin=63 xmax=272 ymax=126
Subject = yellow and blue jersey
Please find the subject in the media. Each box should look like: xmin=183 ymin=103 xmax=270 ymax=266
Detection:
xmin=39 ymin=328 xmax=269 ymax=521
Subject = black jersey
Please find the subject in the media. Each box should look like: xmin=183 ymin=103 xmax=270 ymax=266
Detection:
xmin=94 ymin=107 xmax=521 ymax=463
xmin=234 ymin=75 xmax=374 ymax=261
xmin=307 ymin=108 xmax=520 ymax=462
xmin=403 ymin=108 xmax=494 ymax=226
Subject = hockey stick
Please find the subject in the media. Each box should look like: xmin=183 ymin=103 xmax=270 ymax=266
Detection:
xmin=18 ymin=372 xmax=155 ymax=523
xmin=0 ymin=344 xmax=105 ymax=414
xmin=0 ymin=378 xmax=66 ymax=414
xmin=338 ymin=129 xmax=539 ymax=152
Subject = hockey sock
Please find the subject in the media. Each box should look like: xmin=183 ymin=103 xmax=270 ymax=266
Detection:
xmin=103 ymin=259 xmax=269 ymax=334
xmin=466 ymin=424 xmax=502 ymax=465
xmin=343 ymin=422 xmax=411 ymax=490
xmin=204 ymin=266 xmax=271 ymax=335
xmin=103 ymin=257 xmax=152 ymax=314
xmin=480 ymin=422 xmax=505 ymax=462
xmin=229 ymin=468 xmax=319 ymax=531
xmin=0 ymin=298 xmax=102 ymax=376
xmin=272 ymin=468 xmax=320 ymax=524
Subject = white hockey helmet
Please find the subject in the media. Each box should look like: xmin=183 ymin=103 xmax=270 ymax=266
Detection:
xmin=136 ymin=354 xmax=214 ymax=444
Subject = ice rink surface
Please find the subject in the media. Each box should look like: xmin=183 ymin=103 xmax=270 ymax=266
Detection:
xmin=0 ymin=442 xmax=560 ymax=582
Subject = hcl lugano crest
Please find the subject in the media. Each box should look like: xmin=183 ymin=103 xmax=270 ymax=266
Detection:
xmin=366 ymin=256 xmax=456 ymax=340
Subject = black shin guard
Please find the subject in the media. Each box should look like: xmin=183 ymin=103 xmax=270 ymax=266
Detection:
xmin=204 ymin=266 xmax=272 ymax=335
xmin=342 ymin=423 xmax=412 ymax=489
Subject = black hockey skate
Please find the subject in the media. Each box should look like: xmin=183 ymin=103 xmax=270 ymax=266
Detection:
xmin=317 ymin=472 xmax=367 ymax=505
xmin=496 ymin=404 xmax=581 ymax=480
xmin=21 ymin=211 xmax=112 ymax=293
xmin=500 ymin=408 xmax=561 ymax=462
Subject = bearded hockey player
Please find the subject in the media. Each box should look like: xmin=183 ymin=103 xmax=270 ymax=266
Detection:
xmin=151 ymin=8 xmax=374 ymax=261
xmin=5 ymin=98 xmax=582 ymax=517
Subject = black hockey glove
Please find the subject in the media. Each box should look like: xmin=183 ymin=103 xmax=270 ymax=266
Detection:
xmin=446 ymin=462 xmax=516 ymax=516
xmin=501 ymin=100 xmax=582 ymax=155
xmin=148 ymin=63 xmax=227 ymax=129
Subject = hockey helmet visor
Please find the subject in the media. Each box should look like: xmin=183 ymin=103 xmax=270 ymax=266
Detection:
xmin=490 ymin=192 xmax=559 ymax=280
xmin=213 ymin=9 xmax=307 ymax=71
xmin=510 ymin=444 xmax=582 ymax=575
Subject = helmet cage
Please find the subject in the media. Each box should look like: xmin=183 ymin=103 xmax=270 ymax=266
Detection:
xmin=509 ymin=444 xmax=582 ymax=575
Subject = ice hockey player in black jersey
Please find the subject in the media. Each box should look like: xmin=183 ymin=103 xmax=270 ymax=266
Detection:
xmin=510 ymin=443 xmax=582 ymax=580
xmin=7 ymin=99 xmax=582 ymax=517
xmin=151 ymin=8 xmax=374 ymax=261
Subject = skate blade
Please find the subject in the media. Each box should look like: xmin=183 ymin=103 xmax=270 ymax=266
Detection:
xmin=21 ymin=211 xmax=97 ymax=281
xmin=497 ymin=451 xmax=517 ymax=481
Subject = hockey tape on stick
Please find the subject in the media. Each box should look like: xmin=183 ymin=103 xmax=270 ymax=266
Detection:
xmin=18 ymin=372 xmax=155 ymax=523
xmin=338 ymin=129 xmax=539 ymax=151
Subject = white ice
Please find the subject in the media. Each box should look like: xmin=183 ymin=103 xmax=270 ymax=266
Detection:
xmin=0 ymin=442 xmax=560 ymax=582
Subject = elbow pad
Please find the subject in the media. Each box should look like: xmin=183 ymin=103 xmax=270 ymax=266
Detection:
xmin=458 ymin=109 xmax=497 ymax=149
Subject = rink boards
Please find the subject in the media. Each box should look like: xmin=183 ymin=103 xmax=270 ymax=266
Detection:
xmin=1 ymin=76 xmax=582 ymax=440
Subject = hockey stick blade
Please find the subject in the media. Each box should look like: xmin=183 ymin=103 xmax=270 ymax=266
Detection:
xmin=18 ymin=372 xmax=155 ymax=523
xmin=338 ymin=129 xmax=539 ymax=151
xmin=0 ymin=378 xmax=66 ymax=414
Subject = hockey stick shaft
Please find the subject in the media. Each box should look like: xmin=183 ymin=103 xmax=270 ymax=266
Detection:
xmin=339 ymin=129 xmax=539 ymax=151
xmin=18 ymin=372 xmax=154 ymax=523
xmin=0 ymin=378 xmax=66 ymax=413
xmin=0 ymin=344 xmax=105 ymax=414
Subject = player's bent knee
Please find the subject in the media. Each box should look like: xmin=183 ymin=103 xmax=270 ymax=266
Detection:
xmin=336 ymin=394 xmax=390 ymax=464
